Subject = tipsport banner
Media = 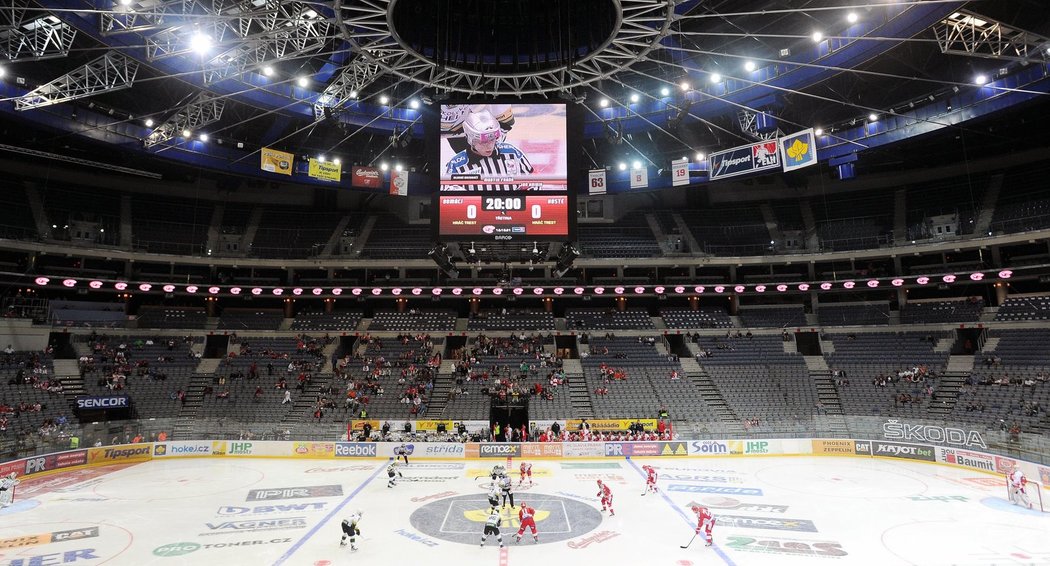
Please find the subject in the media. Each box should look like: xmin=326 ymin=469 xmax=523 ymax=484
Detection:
xmin=780 ymin=128 xmax=817 ymax=172
xmin=709 ymin=140 xmax=781 ymax=180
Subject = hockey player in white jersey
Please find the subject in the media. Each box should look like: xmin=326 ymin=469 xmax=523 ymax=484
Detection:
xmin=340 ymin=510 xmax=362 ymax=550
xmin=487 ymin=482 xmax=501 ymax=512
xmin=444 ymin=109 xmax=533 ymax=191
xmin=387 ymin=462 xmax=403 ymax=488
xmin=480 ymin=508 xmax=504 ymax=548
xmin=0 ymin=472 xmax=18 ymax=508
xmin=499 ymin=473 xmax=515 ymax=508
xmin=1008 ymin=468 xmax=1034 ymax=509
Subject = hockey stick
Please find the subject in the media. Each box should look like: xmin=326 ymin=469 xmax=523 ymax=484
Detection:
xmin=680 ymin=533 xmax=697 ymax=549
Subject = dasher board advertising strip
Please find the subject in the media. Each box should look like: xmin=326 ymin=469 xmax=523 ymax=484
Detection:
xmin=709 ymin=140 xmax=781 ymax=180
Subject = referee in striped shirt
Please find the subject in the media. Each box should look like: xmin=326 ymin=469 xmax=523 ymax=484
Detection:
xmin=444 ymin=110 xmax=533 ymax=191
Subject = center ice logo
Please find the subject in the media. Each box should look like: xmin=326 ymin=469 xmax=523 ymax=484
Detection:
xmin=409 ymin=492 xmax=602 ymax=545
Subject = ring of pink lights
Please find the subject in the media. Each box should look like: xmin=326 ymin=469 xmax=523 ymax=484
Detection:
xmin=33 ymin=270 xmax=1014 ymax=298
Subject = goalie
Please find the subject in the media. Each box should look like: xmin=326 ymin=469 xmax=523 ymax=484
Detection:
xmin=1008 ymin=467 xmax=1034 ymax=509
xmin=0 ymin=472 xmax=19 ymax=508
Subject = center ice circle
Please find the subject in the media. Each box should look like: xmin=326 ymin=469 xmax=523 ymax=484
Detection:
xmin=409 ymin=492 xmax=603 ymax=545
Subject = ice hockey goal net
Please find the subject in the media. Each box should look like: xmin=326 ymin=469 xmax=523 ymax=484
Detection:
xmin=1006 ymin=479 xmax=1047 ymax=512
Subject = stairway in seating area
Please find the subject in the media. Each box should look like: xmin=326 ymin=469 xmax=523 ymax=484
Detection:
xmin=683 ymin=357 xmax=742 ymax=431
xmin=927 ymin=354 xmax=974 ymax=418
xmin=561 ymin=358 xmax=593 ymax=419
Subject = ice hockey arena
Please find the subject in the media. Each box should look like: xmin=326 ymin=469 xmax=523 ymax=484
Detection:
xmin=0 ymin=1 xmax=1049 ymax=565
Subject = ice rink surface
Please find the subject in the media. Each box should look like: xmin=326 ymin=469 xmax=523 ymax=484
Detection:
xmin=2 ymin=455 xmax=1049 ymax=566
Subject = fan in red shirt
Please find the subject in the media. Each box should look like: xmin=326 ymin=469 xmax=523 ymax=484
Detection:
xmin=515 ymin=502 xmax=539 ymax=542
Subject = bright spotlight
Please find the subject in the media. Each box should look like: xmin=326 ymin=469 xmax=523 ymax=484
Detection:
xmin=617 ymin=162 xmax=627 ymax=171
xmin=599 ymin=98 xmax=609 ymax=108
xmin=679 ymin=81 xmax=690 ymax=91
xmin=144 ymin=118 xmax=154 ymax=127
xmin=379 ymin=95 xmax=389 ymax=105
xmin=659 ymin=86 xmax=670 ymax=96
xmin=189 ymin=33 xmax=212 ymax=54
xmin=198 ymin=133 xmax=208 ymax=142
xmin=409 ymin=99 xmax=420 ymax=109
xmin=847 ymin=12 xmax=858 ymax=23
xmin=119 ymin=0 xmax=132 ymax=5
xmin=868 ymin=113 xmax=878 ymax=122
xmin=814 ymin=127 xmax=823 ymax=136
xmin=744 ymin=60 xmax=756 ymax=72
xmin=709 ymin=72 xmax=722 ymax=83
xmin=380 ymin=162 xmax=389 ymax=171
xmin=974 ymin=74 xmax=988 ymax=85
xmin=318 ymin=155 xmax=326 ymax=162
xmin=333 ymin=157 xmax=341 ymax=165
xmin=629 ymin=93 xmax=639 ymax=103
xmin=812 ymin=31 xmax=824 ymax=42
xmin=695 ymin=152 xmax=705 ymax=161
xmin=296 ymin=76 xmax=308 ymax=87
xmin=632 ymin=160 xmax=642 ymax=170
xmin=181 ymin=129 xmax=191 ymax=138
xmin=349 ymin=90 xmax=358 ymax=99
xmin=262 ymin=66 xmax=274 ymax=76
xmin=395 ymin=164 xmax=403 ymax=172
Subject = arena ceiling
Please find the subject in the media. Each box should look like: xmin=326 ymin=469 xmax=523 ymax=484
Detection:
xmin=0 ymin=0 xmax=1048 ymax=181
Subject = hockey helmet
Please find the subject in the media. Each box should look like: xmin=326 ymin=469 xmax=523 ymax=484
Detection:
xmin=463 ymin=110 xmax=502 ymax=148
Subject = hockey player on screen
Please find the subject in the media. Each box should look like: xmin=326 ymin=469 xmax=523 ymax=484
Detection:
xmin=387 ymin=462 xmax=403 ymax=488
xmin=441 ymin=104 xmax=515 ymax=154
xmin=518 ymin=461 xmax=533 ymax=486
xmin=515 ymin=502 xmax=539 ymax=543
xmin=692 ymin=505 xmax=715 ymax=546
xmin=1008 ymin=467 xmax=1034 ymax=509
xmin=0 ymin=472 xmax=19 ymax=508
xmin=641 ymin=465 xmax=658 ymax=496
xmin=340 ymin=510 xmax=362 ymax=550
xmin=444 ymin=109 xmax=533 ymax=191
xmin=480 ymin=509 xmax=504 ymax=548
xmin=596 ymin=479 xmax=614 ymax=515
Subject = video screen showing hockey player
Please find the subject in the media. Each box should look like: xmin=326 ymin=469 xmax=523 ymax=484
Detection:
xmin=440 ymin=104 xmax=567 ymax=192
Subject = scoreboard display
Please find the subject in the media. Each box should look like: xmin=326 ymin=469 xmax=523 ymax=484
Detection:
xmin=434 ymin=103 xmax=575 ymax=241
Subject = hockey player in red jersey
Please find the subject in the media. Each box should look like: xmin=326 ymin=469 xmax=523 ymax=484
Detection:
xmin=692 ymin=505 xmax=715 ymax=546
xmin=642 ymin=465 xmax=658 ymax=495
xmin=515 ymin=502 xmax=539 ymax=542
xmin=1008 ymin=467 xmax=1034 ymax=509
xmin=596 ymin=480 xmax=615 ymax=515
xmin=518 ymin=462 xmax=533 ymax=486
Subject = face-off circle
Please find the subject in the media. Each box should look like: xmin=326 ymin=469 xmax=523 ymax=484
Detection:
xmin=409 ymin=493 xmax=602 ymax=545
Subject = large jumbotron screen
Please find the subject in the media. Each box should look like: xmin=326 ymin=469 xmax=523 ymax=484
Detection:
xmin=435 ymin=103 xmax=573 ymax=240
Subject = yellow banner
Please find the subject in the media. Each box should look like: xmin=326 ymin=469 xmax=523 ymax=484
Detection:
xmin=261 ymin=147 xmax=293 ymax=175
xmin=87 ymin=443 xmax=153 ymax=465
xmin=291 ymin=442 xmax=335 ymax=458
xmin=414 ymin=420 xmax=453 ymax=432
xmin=565 ymin=419 xmax=657 ymax=432
xmin=308 ymin=158 xmax=341 ymax=182
xmin=349 ymin=420 xmax=380 ymax=432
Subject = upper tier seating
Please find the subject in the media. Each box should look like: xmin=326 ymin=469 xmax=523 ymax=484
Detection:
xmin=994 ymin=295 xmax=1050 ymax=322
xmin=369 ymin=310 xmax=457 ymax=332
xmin=577 ymin=211 xmax=661 ymax=258
xmin=218 ymin=309 xmax=284 ymax=331
xmin=136 ymin=306 xmax=208 ymax=329
xmin=291 ymin=310 xmax=364 ymax=332
xmin=466 ymin=310 xmax=555 ymax=331
xmin=900 ymin=298 xmax=983 ymax=324
xmin=660 ymin=308 xmax=733 ymax=329
xmin=50 ymin=300 xmax=125 ymax=328
xmin=250 ymin=210 xmax=346 ymax=259
xmin=738 ymin=305 xmax=807 ymax=328
xmin=817 ymin=302 xmax=891 ymax=326
xmin=360 ymin=214 xmax=431 ymax=260
xmin=567 ymin=308 xmax=654 ymax=330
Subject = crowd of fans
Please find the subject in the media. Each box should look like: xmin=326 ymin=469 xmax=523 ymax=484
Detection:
xmin=452 ymin=334 xmax=565 ymax=404
xmin=333 ymin=333 xmax=439 ymax=418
